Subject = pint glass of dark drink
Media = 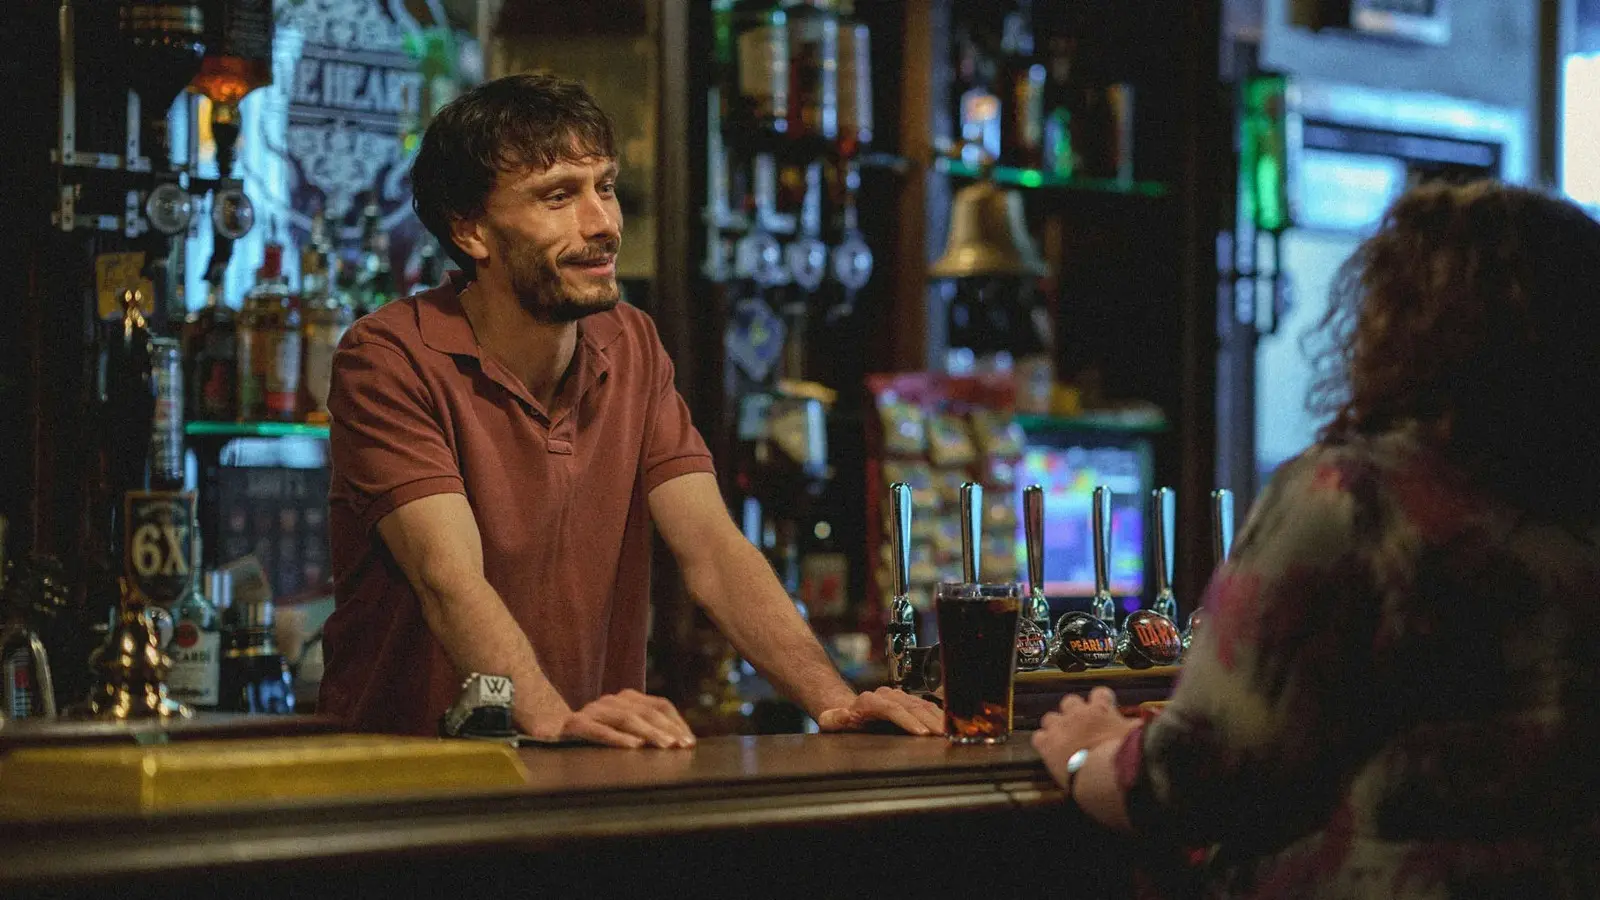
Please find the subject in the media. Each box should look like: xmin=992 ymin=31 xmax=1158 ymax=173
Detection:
xmin=936 ymin=582 xmax=1021 ymax=744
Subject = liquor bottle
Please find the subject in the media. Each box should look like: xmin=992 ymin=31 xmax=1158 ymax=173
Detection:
xmin=184 ymin=279 xmax=239 ymax=422
xmin=300 ymin=214 xmax=353 ymax=424
xmin=236 ymin=244 xmax=302 ymax=422
xmin=218 ymin=596 xmax=294 ymax=714
xmin=834 ymin=1 xmax=872 ymax=159
xmin=998 ymin=1 xmax=1047 ymax=169
xmin=783 ymin=0 xmax=839 ymax=152
xmin=166 ymin=531 xmax=220 ymax=711
xmin=355 ymin=200 xmax=396 ymax=315
xmin=729 ymin=0 xmax=790 ymax=149
xmin=1041 ymin=35 xmax=1078 ymax=177
xmin=960 ymin=49 xmax=998 ymax=167
xmin=118 ymin=0 xmax=206 ymax=170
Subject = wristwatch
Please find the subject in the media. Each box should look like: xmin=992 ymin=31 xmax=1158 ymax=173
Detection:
xmin=1064 ymin=747 xmax=1090 ymax=808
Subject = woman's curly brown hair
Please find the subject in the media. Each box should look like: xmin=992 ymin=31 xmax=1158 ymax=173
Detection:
xmin=1307 ymin=180 xmax=1600 ymax=523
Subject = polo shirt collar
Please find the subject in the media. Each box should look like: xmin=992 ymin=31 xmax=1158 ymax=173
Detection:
xmin=417 ymin=272 xmax=625 ymax=370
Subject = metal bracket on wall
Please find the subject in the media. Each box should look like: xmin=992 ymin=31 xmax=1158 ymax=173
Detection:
xmin=125 ymin=90 xmax=150 ymax=174
xmin=57 ymin=0 xmax=74 ymax=164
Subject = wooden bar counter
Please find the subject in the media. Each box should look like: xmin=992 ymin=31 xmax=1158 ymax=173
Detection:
xmin=0 ymin=731 xmax=1151 ymax=900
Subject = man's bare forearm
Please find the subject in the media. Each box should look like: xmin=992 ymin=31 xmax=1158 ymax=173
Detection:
xmin=688 ymin=539 xmax=857 ymax=718
xmin=412 ymin=573 xmax=572 ymax=736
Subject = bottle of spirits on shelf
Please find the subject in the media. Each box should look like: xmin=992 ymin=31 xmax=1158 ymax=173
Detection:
xmin=218 ymin=594 xmax=294 ymax=715
xmin=354 ymin=200 xmax=396 ymax=316
xmin=118 ymin=0 xmax=206 ymax=170
xmin=958 ymin=43 xmax=1002 ymax=167
xmin=1041 ymin=35 xmax=1078 ymax=177
xmin=999 ymin=1 xmax=1046 ymax=169
xmin=784 ymin=0 xmax=839 ymax=153
xmin=183 ymin=279 xmax=239 ymax=423
xmin=835 ymin=0 xmax=872 ymax=160
xmin=166 ymin=531 xmax=220 ymax=711
xmin=729 ymin=0 xmax=790 ymax=150
xmin=236 ymin=243 xmax=302 ymax=422
xmin=300 ymin=214 xmax=353 ymax=424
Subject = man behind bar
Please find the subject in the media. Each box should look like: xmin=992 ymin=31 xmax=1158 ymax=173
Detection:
xmin=318 ymin=74 xmax=942 ymax=747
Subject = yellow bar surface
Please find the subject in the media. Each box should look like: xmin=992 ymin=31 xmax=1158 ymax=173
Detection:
xmin=0 ymin=735 xmax=529 ymax=818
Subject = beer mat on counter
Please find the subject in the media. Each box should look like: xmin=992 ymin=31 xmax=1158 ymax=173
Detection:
xmin=0 ymin=735 xmax=528 ymax=818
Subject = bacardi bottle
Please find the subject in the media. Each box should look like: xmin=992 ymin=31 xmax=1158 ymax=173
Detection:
xmin=165 ymin=532 xmax=219 ymax=710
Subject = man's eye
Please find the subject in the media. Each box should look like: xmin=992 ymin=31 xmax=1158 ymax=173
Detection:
xmin=545 ymin=191 xmax=571 ymax=204
xmin=598 ymin=182 xmax=617 ymax=196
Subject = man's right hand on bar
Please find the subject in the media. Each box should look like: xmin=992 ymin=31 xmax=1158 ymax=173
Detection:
xmin=532 ymin=689 xmax=697 ymax=750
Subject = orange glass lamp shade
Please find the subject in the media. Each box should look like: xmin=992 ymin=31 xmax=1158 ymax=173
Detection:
xmin=189 ymin=53 xmax=272 ymax=105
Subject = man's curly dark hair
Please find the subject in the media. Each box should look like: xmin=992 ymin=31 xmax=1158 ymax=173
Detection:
xmin=1308 ymin=180 xmax=1600 ymax=524
xmin=411 ymin=73 xmax=615 ymax=279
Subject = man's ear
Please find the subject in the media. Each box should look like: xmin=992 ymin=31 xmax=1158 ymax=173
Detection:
xmin=450 ymin=214 xmax=491 ymax=269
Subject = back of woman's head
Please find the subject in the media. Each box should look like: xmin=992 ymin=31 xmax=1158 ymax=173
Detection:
xmin=1310 ymin=180 xmax=1600 ymax=523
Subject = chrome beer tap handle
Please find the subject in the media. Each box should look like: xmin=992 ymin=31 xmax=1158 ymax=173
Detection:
xmin=885 ymin=482 xmax=918 ymax=689
xmin=1211 ymin=488 xmax=1235 ymax=566
xmin=959 ymin=482 xmax=982 ymax=584
xmin=1014 ymin=484 xmax=1050 ymax=671
xmin=1151 ymin=487 xmax=1178 ymax=622
xmin=1023 ymin=485 xmax=1050 ymax=634
xmin=1089 ymin=486 xmax=1117 ymax=630
xmin=1185 ymin=488 xmax=1235 ymax=650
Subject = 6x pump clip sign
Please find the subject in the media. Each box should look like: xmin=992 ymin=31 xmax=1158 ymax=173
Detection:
xmin=123 ymin=491 xmax=196 ymax=606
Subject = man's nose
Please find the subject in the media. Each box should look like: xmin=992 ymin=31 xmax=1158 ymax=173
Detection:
xmin=577 ymin=189 xmax=621 ymax=242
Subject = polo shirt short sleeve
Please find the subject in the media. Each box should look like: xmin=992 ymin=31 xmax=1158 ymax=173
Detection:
xmin=328 ymin=338 xmax=466 ymax=536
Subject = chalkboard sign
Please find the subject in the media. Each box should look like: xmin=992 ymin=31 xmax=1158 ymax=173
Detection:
xmin=213 ymin=467 xmax=331 ymax=600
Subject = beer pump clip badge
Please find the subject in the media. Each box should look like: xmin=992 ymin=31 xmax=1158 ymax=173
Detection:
xmin=123 ymin=491 xmax=196 ymax=607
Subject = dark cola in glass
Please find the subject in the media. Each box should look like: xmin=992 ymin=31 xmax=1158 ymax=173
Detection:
xmin=936 ymin=582 xmax=1021 ymax=744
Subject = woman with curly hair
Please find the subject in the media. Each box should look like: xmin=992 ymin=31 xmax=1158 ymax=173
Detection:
xmin=1034 ymin=181 xmax=1600 ymax=898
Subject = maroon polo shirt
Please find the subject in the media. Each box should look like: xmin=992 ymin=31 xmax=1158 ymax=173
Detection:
xmin=319 ymin=276 xmax=714 ymax=735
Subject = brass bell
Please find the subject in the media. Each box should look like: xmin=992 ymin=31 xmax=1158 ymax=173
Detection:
xmin=929 ymin=180 xmax=1050 ymax=279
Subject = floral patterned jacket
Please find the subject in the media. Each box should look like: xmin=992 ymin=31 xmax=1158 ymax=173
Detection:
xmin=1121 ymin=425 xmax=1600 ymax=898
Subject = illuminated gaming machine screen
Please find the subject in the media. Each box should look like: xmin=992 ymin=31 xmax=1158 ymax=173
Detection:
xmin=1012 ymin=442 xmax=1148 ymax=601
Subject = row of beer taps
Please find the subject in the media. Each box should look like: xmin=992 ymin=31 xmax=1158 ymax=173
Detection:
xmin=885 ymin=481 xmax=1236 ymax=693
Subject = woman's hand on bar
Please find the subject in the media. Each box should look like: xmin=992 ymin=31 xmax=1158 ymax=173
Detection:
xmin=815 ymin=687 xmax=946 ymax=736
xmin=545 ymin=689 xmax=698 ymax=749
xmin=1032 ymin=687 xmax=1139 ymax=786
